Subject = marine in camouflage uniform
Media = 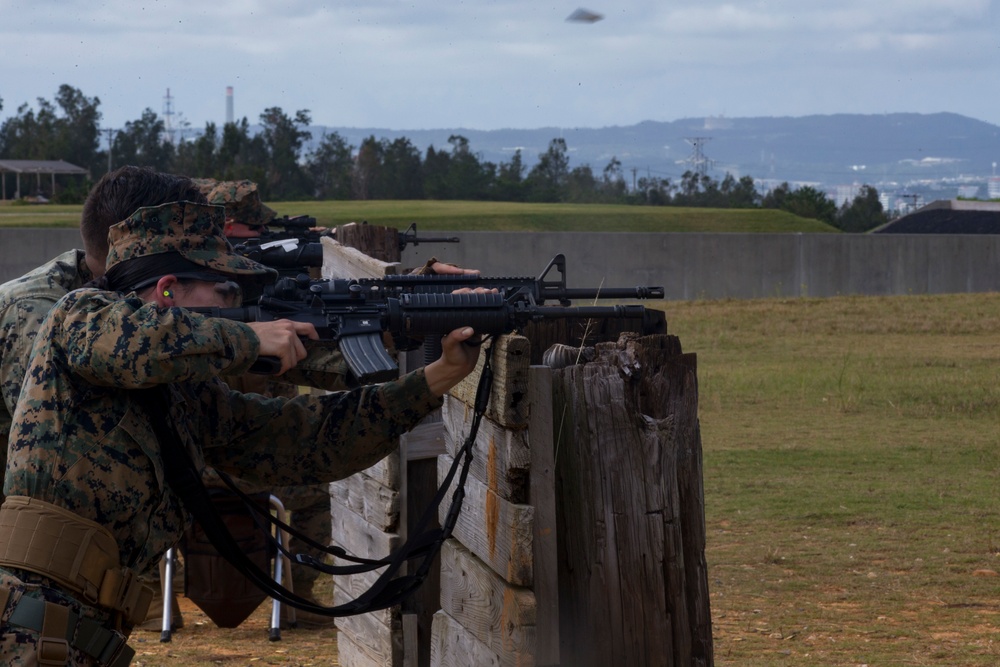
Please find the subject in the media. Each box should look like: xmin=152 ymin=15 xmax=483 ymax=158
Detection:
xmin=192 ymin=178 xmax=276 ymax=236
xmin=0 ymin=168 xmax=207 ymax=508
xmin=195 ymin=179 xmax=345 ymax=620
xmin=0 ymin=201 xmax=474 ymax=665
xmin=0 ymin=250 xmax=94 ymax=509
xmin=0 ymin=169 xmax=217 ymax=641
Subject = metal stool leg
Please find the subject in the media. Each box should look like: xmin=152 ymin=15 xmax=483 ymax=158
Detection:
xmin=269 ymin=494 xmax=294 ymax=640
xmin=160 ymin=547 xmax=175 ymax=642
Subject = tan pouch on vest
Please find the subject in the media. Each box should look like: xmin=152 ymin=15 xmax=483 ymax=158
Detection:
xmin=0 ymin=496 xmax=152 ymax=625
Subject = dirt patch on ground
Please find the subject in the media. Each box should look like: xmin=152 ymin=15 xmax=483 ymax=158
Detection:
xmin=131 ymin=594 xmax=339 ymax=666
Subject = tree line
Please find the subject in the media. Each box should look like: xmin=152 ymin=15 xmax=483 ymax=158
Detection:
xmin=0 ymin=85 xmax=887 ymax=231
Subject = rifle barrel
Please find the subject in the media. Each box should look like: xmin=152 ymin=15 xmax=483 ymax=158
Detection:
xmin=550 ymin=287 xmax=665 ymax=300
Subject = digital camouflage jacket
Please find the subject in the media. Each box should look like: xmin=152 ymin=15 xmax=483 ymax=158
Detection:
xmin=5 ymin=287 xmax=441 ymax=578
xmin=0 ymin=250 xmax=93 ymax=505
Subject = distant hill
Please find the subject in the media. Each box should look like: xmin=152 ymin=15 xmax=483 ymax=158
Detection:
xmin=296 ymin=113 xmax=1000 ymax=194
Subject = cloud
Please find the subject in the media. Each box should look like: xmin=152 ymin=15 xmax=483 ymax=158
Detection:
xmin=1 ymin=0 xmax=998 ymax=131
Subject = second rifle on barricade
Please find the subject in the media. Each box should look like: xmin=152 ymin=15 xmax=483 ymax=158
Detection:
xmin=235 ymin=221 xmax=460 ymax=278
xmin=256 ymin=219 xmax=459 ymax=251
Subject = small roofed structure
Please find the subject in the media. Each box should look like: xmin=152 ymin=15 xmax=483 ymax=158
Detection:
xmin=873 ymin=200 xmax=1000 ymax=234
xmin=0 ymin=160 xmax=90 ymax=201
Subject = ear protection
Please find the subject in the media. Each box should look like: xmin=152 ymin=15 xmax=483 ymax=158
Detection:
xmin=163 ymin=290 xmax=173 ymax=298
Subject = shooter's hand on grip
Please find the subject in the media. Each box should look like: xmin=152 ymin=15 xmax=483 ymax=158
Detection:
xmin=248 ymin=320 xmax=319 ymax=374
xmin=424 ymin=327 xmax=481 ymax=397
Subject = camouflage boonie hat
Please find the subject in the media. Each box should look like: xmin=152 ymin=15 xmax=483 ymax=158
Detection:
xmin=196 ymin=179 xmax=277 ymax=228
xmin=105 ymin=200 xmax=277 ymax=282
xmin=190 ymin=177 xmax=218 ymax=196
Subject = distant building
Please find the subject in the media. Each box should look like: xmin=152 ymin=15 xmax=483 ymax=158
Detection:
xmin=989 ymin=177 xmax=1000 ymax=200
xmin=702 ymin=115 xmax=733 ymax=131
xmin=957 ymin=185 xmax=980 ymax=199
xmin=833 ymin=184 xmax=859 ymax=207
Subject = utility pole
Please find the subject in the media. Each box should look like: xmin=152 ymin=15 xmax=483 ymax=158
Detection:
xmin=163 ymin=88 xmax=176 ymax=145
xmin=104 ymin=127 xmax=117 ymax=174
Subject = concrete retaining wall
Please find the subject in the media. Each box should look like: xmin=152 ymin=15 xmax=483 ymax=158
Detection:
xmin=399 ymin=231 xmax=1000 ymax=299
xmin=4 ymin=228 xmax=1000 ymax=300
xmin=0 ymin=229 xmax=84 ymax=284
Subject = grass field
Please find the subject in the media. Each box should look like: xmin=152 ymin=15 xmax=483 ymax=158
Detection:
xmin=0 ymin=199 xmax=838 ymax=233
xmin=664 ymin=293 xmax=1000 ymax=666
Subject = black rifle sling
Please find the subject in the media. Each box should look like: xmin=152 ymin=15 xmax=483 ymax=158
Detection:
xmin=223 ymin=341 xmax=495 ymax=585
xmin=137 ymin=343 xmax=493 ymax=617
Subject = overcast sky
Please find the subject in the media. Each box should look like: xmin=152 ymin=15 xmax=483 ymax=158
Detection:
xmin=2 ymin=0 xmax=999 ymax=134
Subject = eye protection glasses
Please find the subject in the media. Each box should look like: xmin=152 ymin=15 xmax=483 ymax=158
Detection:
xmin=173 ymin=272 xmax=244 ymax=306
xmin=130 ymin=272 xmax=244 ymax=306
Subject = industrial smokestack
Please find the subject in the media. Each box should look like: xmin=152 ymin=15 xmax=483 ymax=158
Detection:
xmin=226 ymin=86 xmax=234 ymax=125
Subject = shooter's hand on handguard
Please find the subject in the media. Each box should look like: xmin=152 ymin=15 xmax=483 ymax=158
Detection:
xmin=410 ymin=257 xmax=480 ymax=276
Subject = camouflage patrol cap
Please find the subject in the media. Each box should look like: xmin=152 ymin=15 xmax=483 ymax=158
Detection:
xmin=198 ymin=179 xmax=277 ymax=228
xmin=105 ymin=200 xmax=277 ymax=283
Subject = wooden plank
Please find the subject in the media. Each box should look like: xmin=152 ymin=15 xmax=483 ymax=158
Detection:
xmin=332 ymin=578 xmax=395 ymax=632
xmin=336 ymin=610 xmax=401 ymax=667
xmin=333 ymin=575 xmax=402 ymax=665
xmin=438 ymin=539 xmax=536 ymax=667
xmin=430 ymin=610 xmax=502 ymax=667
xmin=335 ymin=447 xmax=400 ymax=491
xmin=329 ymin=470 xmax=399 ymax=532
xmin=401 ymin=420 xmax=447 ymax=461
xmin=527 ymin=366 xmax=559 ymax=666
xmin=332 ymin=509 xmax=402 ymax=623
xmin=437 ymin=454 xmax=534 ymax=587
xmin=330 ymin=498 xmax=400 ymax=561
xmin=449 ymin=335 xmax=531 ymax=429
xmin=328 ymin=556 xmax=392 ymax=600
xmin=441 ymin=396 xmax=530 ymax=504
xmin=337 ymin=632 xmax=380 ymax=667
xmin=328 ymin=503 xmax=400 ymax=638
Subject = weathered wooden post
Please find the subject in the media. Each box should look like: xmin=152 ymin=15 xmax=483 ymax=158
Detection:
xmin=550 ymin=334 xmax=713 ymax=666
xmin=431 ymin=325 xmax=712 ymax=667
xmin=334 ymin=222 xmax=402 ymax=263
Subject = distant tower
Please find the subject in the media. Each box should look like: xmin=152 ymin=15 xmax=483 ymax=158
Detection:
xmin=226 ymin=87 xmax=234 ymax=125
xmin=162 ymin=88 xmax=176 ymax=144
xmin=684 ymin=137 xmax=713 ymax=177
